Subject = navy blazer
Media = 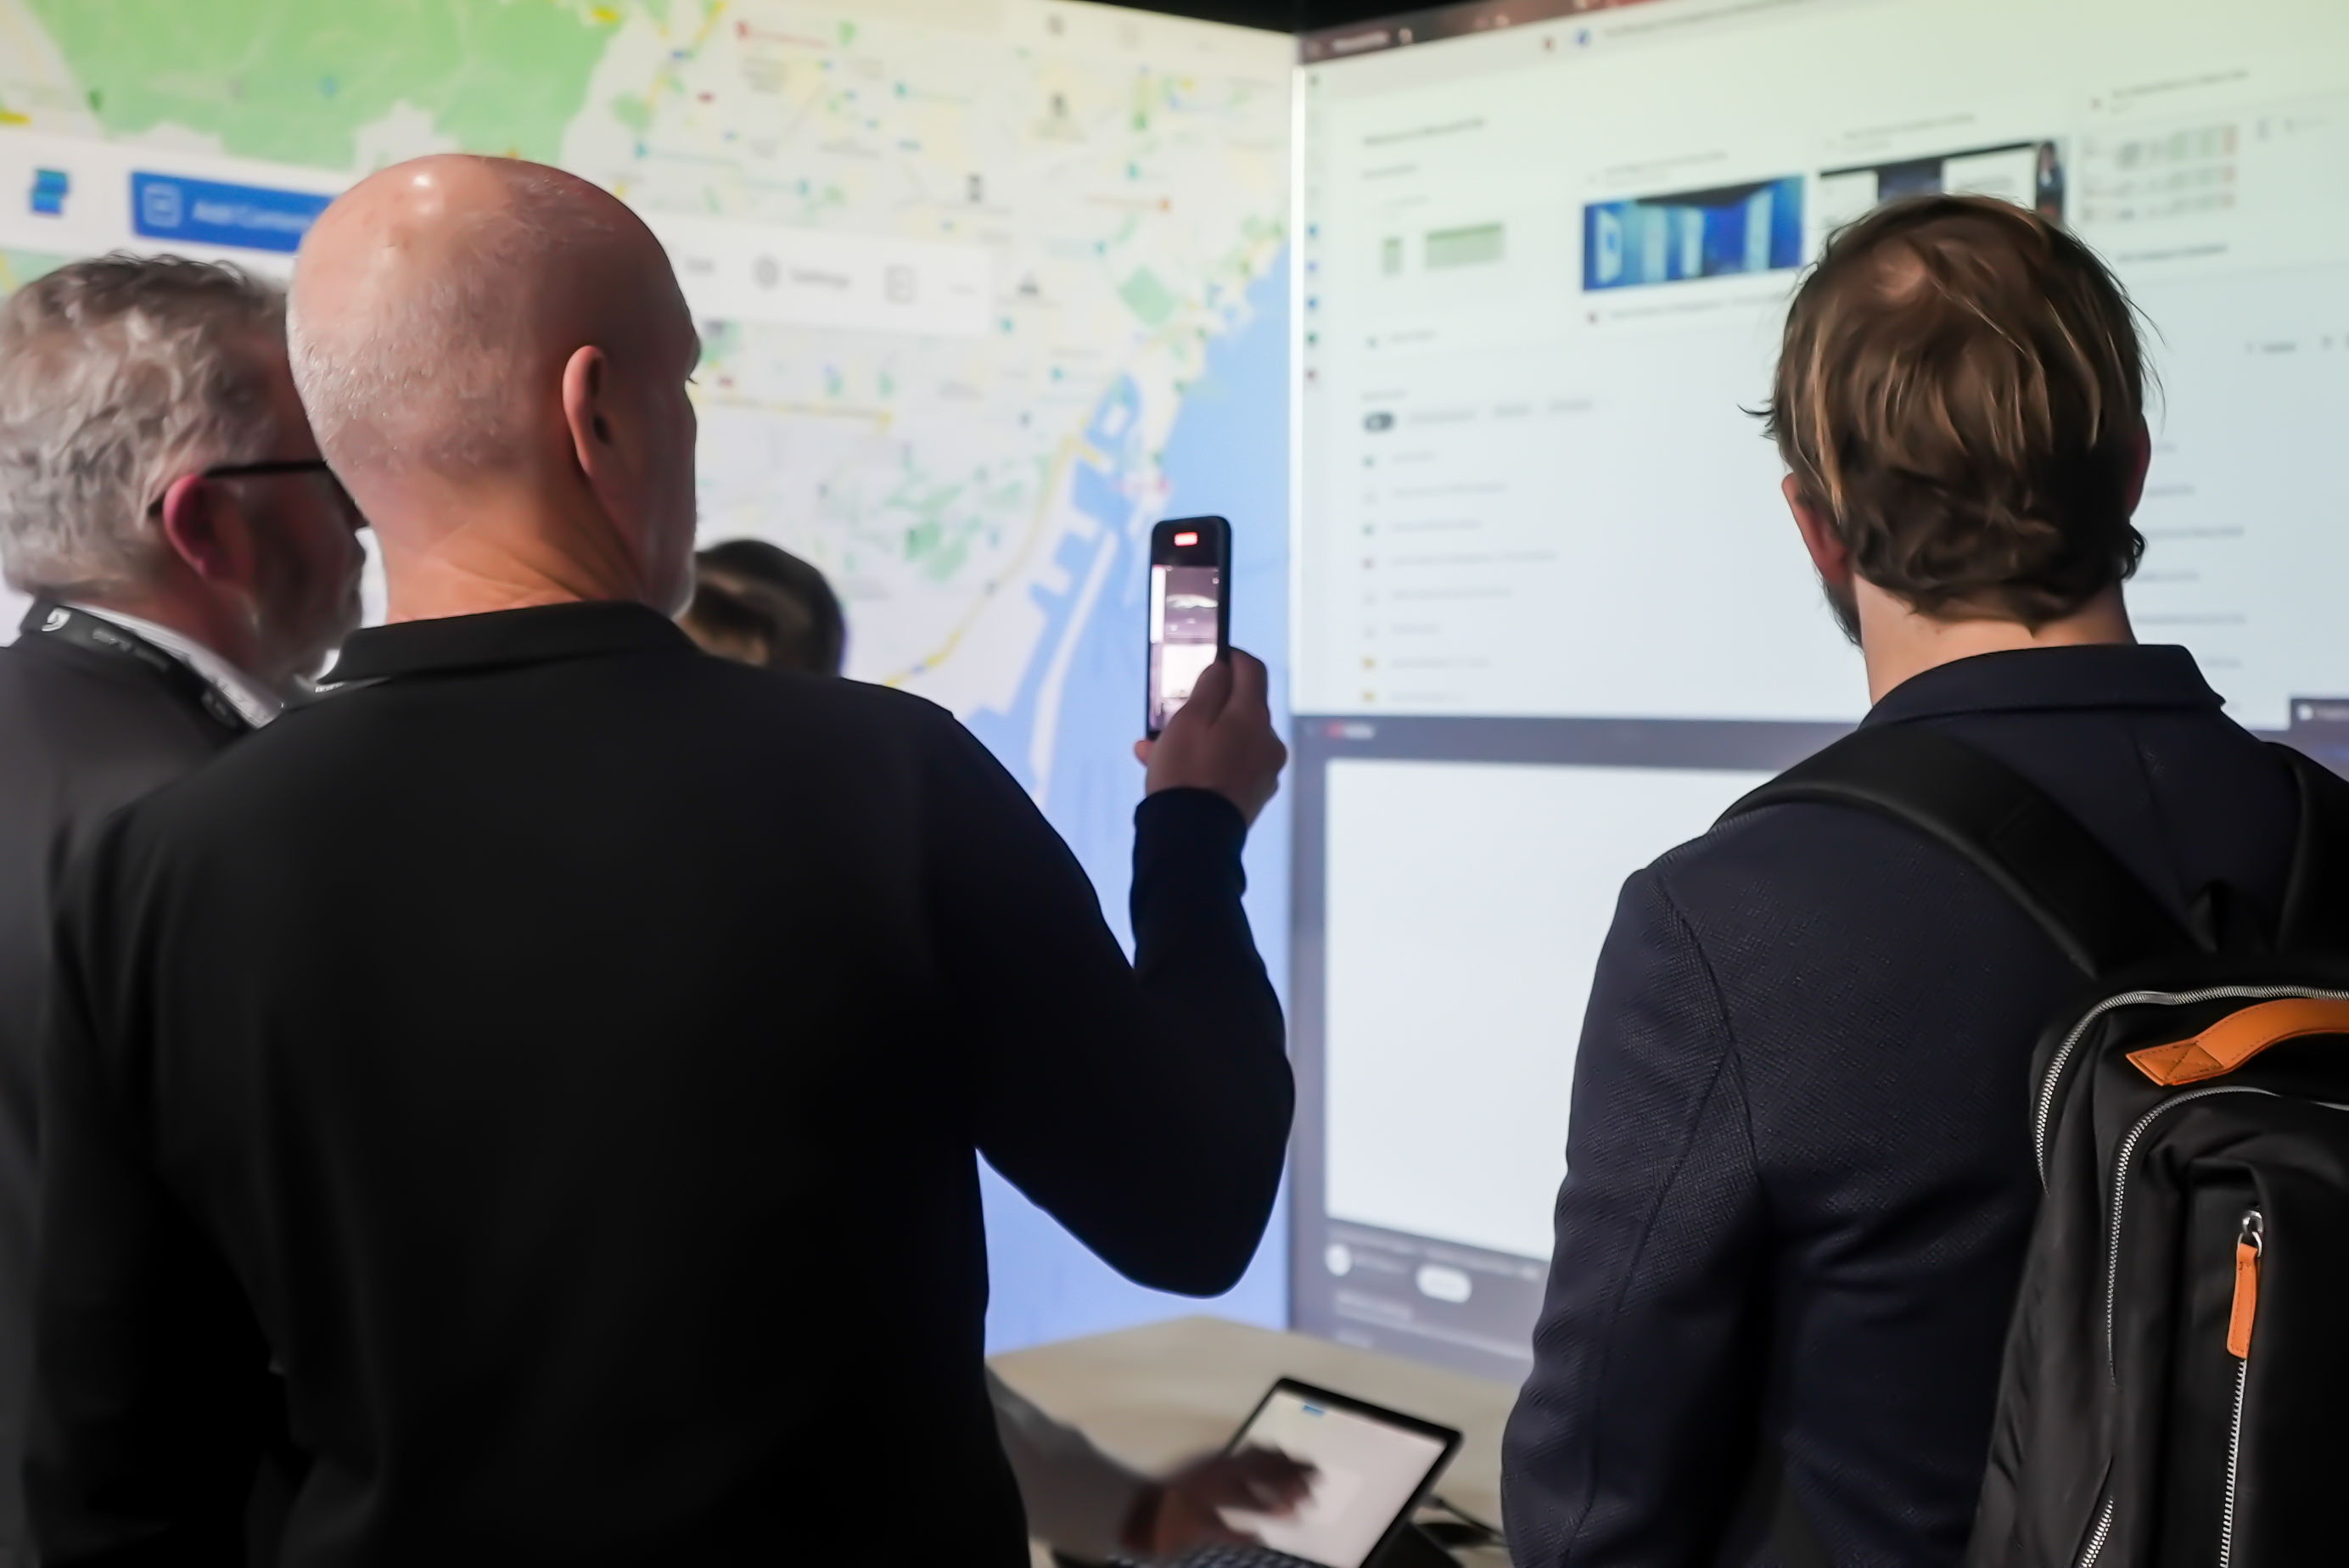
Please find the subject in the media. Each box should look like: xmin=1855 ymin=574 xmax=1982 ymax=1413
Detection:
xmin=1501 ymin=645 xmax=2299 ymax=1568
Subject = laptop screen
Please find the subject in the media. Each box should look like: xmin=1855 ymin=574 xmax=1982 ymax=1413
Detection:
xmin=1219 ymin=1384 xmax=1455 ymax=1567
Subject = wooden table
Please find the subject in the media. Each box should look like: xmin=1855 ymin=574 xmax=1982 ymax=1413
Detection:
xmin=989 ymin=1314 xmax=1517 ymax=1566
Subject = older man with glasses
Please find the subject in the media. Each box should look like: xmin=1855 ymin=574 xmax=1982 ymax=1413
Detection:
xmin=0 ymin=251 xmax=367 ymax=1565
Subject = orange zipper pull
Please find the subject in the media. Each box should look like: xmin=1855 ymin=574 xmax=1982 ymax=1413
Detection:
xmin=2228 ymin=1209 xmax=2263 ymax=1360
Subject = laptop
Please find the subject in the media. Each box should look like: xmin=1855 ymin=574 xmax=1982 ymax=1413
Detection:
xmin=1135 ymin=1378 xmax=1464 ymax=1568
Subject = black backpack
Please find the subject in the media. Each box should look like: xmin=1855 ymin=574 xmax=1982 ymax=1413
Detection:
xmin=1725 ymin=724 xmax=2349 ymax=1568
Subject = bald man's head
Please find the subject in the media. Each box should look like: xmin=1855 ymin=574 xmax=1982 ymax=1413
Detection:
xmin=289 ymin=154 xmax=701 ymax=615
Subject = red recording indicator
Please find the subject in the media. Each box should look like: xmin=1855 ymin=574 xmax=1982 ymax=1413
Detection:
xmin=1173 ymin=530 xmax=1199 ymax=546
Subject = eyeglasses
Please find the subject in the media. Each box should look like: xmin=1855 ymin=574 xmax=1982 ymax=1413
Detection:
xmin=146 ymin=459 xmax=346 ymax=517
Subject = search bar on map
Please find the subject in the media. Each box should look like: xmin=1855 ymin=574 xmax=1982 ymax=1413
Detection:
xmin=0 ymin=131 xmax=337 ymax=273
xmin=648 ymin=214 xmax=991 ymax=338
xmin=131 ymin=172 xmax=332 ymax=255
xmin=0 ymin=129 xmax=993 ymax=338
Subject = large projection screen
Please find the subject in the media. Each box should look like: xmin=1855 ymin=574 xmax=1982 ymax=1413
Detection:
xmin=0 ymin=0 xmax=1293 ymax=1352
xmin=1291 ymin=0 xmax=2349 ymax=1380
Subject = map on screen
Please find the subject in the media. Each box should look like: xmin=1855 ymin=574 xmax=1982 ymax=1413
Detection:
xmin=0 ymin=0 xmax=1294 ymax=1349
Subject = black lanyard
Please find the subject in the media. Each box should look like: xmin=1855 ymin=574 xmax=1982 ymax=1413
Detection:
xmin=20 ymin=601 xmax=254 ymax=736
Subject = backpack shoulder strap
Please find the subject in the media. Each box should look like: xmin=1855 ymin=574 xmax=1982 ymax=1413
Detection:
xmin=1721 ymin=725 xmax=2196 ymax=977
xmin=2275 ymin=743 xmax=2349 ymax=954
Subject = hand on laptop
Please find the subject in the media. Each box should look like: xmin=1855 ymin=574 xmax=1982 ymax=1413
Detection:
xmin=1121 ymin=1444 xmax=1317 ymax=1558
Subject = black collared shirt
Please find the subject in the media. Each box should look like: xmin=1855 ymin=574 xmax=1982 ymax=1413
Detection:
xmin=317 ymin=597 xmax=692 ymax=686
xmin=1864 ymin=643 xmax=2273 ymax=927
xmin=1865 ymin=640 xmax=2223 ymax=725
xmin=31 ymin=600 xmax=1291 ymax=1566
xmin=1505 ymin=644 xmax=2297 ymax=1568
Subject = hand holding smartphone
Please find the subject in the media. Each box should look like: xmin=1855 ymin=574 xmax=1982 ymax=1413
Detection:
xmin=1137 ymin=516 xmax=1286 ymax=826
xmin=1146 ymin=515 xmax=1231 ymax=738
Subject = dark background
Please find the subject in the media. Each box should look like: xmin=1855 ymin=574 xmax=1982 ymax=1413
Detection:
xmin=1116 ymin=0 xmax=1404 ymax=33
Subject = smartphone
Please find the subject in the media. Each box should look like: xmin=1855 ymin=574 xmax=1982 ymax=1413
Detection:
xmin=1146 ymin=515 xmax=1231 ymax=738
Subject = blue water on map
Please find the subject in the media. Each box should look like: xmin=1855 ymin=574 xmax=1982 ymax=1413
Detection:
xmin=973 ymin=250 xmax=1291 ymax=1352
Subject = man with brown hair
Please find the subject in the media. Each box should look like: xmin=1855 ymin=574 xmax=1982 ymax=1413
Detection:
xmin=1501 ymin=195 xmax=2299 ymax=1566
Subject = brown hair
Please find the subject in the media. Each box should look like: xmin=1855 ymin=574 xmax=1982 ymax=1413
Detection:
xmin=1758 ymin=194 xmax=2149 ymax=626
xmin=679 ymin=539 xmax=846 ymax=675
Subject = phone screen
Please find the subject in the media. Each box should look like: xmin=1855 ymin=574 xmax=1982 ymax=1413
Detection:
xmin=1147 ymin=517 xmax=1230 ymax=736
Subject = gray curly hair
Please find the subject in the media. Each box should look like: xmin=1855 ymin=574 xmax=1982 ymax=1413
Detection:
xmin=0 ymin=253 xmax=288 ymax=597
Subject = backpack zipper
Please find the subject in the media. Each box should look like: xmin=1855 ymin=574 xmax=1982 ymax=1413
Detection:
xmin=2218 ymin=1208 xmax=2262 ymax=1568
xmin=2077 ymin=1087 xmax=2276 ymax=1568
xmin=2034 ymin=985 xmax=2349 ymax=1184
xmin=2076 ymin=1497 xmax=2116 ymax=1567
xmin=2103 ymin=1087 xmax=2276 ymax=1378
xmin=2037 ymin=988 xmax=2343 ymax=1568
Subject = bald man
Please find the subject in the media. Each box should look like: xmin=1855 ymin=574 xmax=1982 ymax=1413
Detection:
xmin=28 ymin=156 xmax=1292 ymax=1566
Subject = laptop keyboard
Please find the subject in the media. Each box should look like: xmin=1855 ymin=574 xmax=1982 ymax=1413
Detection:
xmin=1153 ymin=1549 xmax=1327 ymax=1568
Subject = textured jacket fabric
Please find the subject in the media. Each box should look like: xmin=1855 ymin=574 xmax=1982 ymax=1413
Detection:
xmin=0 ymin=615 xmax=244 ymax=1568
xmin=1501 ymin=645 xmax=2298 ymax=1568
xmin=28 ymin=601 xmax=1292 ymax=1568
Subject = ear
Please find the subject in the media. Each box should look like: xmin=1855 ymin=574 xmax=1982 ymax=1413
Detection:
xmin=2122 ymin=417 xmax=2152 ymax=516
xmin=1784 ymin=473 xmax=1852 ymax=588
xmin=156 ymin=474 xmax=254 ymax=588
xmin=561 ymin=344 xmax=618 ymax=486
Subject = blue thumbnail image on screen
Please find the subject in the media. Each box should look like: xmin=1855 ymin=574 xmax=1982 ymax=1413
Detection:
xmin=1583 ymin=176 xmax=1805 ymax=291
xmin=29 ymin=169 xmax=69 ymax=216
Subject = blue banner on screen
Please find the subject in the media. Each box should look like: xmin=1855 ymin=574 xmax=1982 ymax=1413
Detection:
xmin=1582 ymin=176 xmax=1805 ymax=290
xmin=130 ymin=172 xmax=331 ymax=254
